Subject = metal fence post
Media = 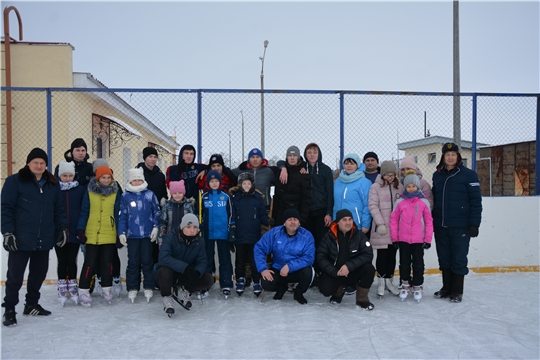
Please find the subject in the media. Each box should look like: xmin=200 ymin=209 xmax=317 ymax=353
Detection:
xmin=471 ymin=93 xmax=477 ymax=171
xmin=46 ymin=88 xmax=53 ymax=172
xmin=197 ymin=89 xmax=202 ymax=163
xmin=339 ymin=91 xmax=344 ymax=169
xmin=536 ymin=95 xmax=540 ymax=195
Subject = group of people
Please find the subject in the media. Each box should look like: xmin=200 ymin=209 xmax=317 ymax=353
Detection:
xmin=1 ymin=138 xmax=482 ymax=325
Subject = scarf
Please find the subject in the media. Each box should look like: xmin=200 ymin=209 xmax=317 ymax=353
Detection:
xmin=401 ymin=190 xmax=425 ymax=200
xmin=60 ymin=180 xmax=79 ymax=191
xmin=338 ymin=169 xmax=366 ymax=183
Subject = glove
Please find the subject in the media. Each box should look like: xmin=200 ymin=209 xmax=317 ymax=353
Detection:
xmin=150 ymin=227 xmax=159 ymax=242
xmin=468 ymin=225 xmax=479 ymax=238
xmin=3 ymin=233 xmax=18 ymax=252
xmin=376 ymin=225 xmax=387 ymax=235
xmin=116 ymin=236 xmax=124 ymax=249
xmin=393 ymin=242 xmax=400 ymax=250
xmin=183 ymin=266 xmax=200 ymax=287
xmin=229 ymin=243 xmax=236 ymax=253
xmin=56 ymin=227 xmax=68 ymax=248
xmin=119 ymin=234 xmax=127 ymax=247
xmin=422 ymin=242 xmax=431 ymax=250
xmin=160 ymin=198 xmax=167 ymax=208
xmin=77 ymin=229 xmax=87 ymax=244
xmin=267 ymin=218 xmax=275 ymax=227
xmin=228 ymin=225 xmax=236 ymax=242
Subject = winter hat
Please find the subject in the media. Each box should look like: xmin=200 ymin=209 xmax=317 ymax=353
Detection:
xmin=442 ymin=142 xmax=460 ymax=154
xmin=95 ymin=165 xmax=113 ymax=180
xmin=208 ymin=154 xmax=225 ymax=167
xmin=58 ymin=161 xmax=75 ymax=176
xmin=403 ymin=170 xmax=420 ymax=188
xmin=92 ymin=158 xmax=109 ymax=173
xmin=285 ymin=146 xmax=301 ymax=159
xmin=143 ymin=146 xmax=158 ymax=160
xmin=206 ymin=170 xmax=222 ymax=185
xmin=343 ymin=153 xmax=361 ymax=166
xmin=380 ymin=160 xmax=397 ymax=176
xmin=127 ymin=168 xmax=145 ymax=183
xmin=70 ymin=138 xmax=88 ymax=152
xmin=238 ymin=172 xmax=254 ymax=184
xmin=335 ymin=209 xmax=353 ymax=223
xmin=248 ymin=148 xmax=264 ymax=160
xmin=26 ymin=147 xmax=49 ymax=165
xmin=400 ymin=156 xmax=417 ymax=170
xmin=169 ymin=180 xmax=186 ymax=194
xmin=180 ymin=213 xmax=199 ymax=231
xmin=179 ymin=144 xmax=196 ymax=163
xmin=363 ymin=151 xmax=379 ymax=163
xmin=282 ymin=208 xmax=301 ymax=223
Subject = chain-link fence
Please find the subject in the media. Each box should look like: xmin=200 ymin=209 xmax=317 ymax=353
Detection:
xmin=1 ymin=87 xmax=538 ymax=195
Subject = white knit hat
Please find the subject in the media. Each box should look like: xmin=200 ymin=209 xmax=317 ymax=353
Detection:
xmin=58 ymin=161 xmax=75 ymax=176
xmin=127 ymin=168 xmax=145 ymax=183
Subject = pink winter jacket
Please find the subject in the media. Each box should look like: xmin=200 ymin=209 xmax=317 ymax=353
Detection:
xmin=368 ymin=175 xmax=404 ymax=249
xmin=390 ymin=197 xmax=434 ymax=245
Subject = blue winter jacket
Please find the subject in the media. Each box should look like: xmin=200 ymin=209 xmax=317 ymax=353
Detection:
xmin=432 ymin=163 xmax=482 ymax=228
xmin=230 ymin=187 xmax=270 ymax=244
xmin=333 ymin=165 xmax=373 ymax=229
xmin=201 ymin=189 xmax=233 ymax=241
xmin=118 ymin=188 xmax=160 ymax=238
xmin=254 ymin=226 xmax=315 ymax=273
xmin=1 ymin=167 xmax=67 ymax=251
xmin=59 ymin=181 xmax=86 ymax=245
xmin=157 ymin=232 xmax=207 ymax=277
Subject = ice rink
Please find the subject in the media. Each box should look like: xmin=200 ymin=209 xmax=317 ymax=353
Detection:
xmin=1 ymin=272 xmax=538 ymax=360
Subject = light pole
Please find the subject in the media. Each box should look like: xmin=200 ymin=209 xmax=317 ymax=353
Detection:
xmin=228 ymin=131 xmax=232 ymax=167
xmin=240 ymin=110 xmax=245 ymax=162
xmin=260 ymin=40 xmax=269 ymax=154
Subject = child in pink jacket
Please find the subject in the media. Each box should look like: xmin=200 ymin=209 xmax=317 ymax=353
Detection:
xmin=390 ymin=170 xmax=433 ymax=302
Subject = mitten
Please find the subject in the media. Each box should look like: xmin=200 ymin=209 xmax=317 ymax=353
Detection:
xmin=3 ymin=233 xmax=18 ymax=252
xmin=160 ymin=198 xmax=167 ymax=208
xmin=150 ymin=228 xmax=159 ymax=242
xmin=119 ymin=234 xmax=127 ymax=246
xmin=77 ymin=230 xmax=87 ymax=244
xmin=56 ymin=227 xmax=68 ymax=248
xmin=393 ymin=242 xmax=400 ymax=250
xmin=229 ymin=243 xmax=236 ymax=253
xmin=376 ymin=224 xmax=387 ymax=235
xmin=116 ymin=236 xmax=124 ymax=249
xmin=422 ymin=242 xmax=431 ymax=250
xmin=468 ymin=225 xmax=479 ymax=238
xmin=228 ymin=225 xmax=236 ymax=242
xmin=267 ymin=218 xmax=275 ymax=227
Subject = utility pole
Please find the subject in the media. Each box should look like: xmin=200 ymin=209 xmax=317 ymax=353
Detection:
xmin=453 ymin=0 xmax=461 ymax=149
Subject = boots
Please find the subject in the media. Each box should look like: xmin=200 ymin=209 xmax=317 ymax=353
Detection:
xmin=330 ymin=286 xmax=345 ymax=304
xmin=67 ymin=279 xmax=79 ymax=305
xmin=434 ymin=269 xmax=452 ymax=299
xmin=57 ymin=279 xmax=68 ymax=307
xmin=355 ymin=285 xmax=374 ymax=310
xmin=385 ymin=278 xmax=400 ymax=296
xmin=450 ymin=273 xmax=465 ymax=303
xmin=376 ymin=277 xmax=385 ymax=297
xmin=399 ymin=280 xmax=410 ymax=301
xmin=79 ymin=289 xmax=93 ymax=307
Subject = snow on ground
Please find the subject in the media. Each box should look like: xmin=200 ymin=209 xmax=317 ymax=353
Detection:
xmin=1 ymin=272 xmax=539 ymax=360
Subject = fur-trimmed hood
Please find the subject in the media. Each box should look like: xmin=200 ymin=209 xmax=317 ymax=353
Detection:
xmin=18 ymin=166 xmax=57 ymax=185
xmin=88 ymin=177 xmax=119 ymax=196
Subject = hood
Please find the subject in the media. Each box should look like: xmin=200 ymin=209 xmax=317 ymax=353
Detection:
xmin=179 ymin=144 xmax=196 ymax=164
xmin=328 ymin=221 xmax=358 ymax=240
xmin=303 ymin=143 xmax=323 ymax=164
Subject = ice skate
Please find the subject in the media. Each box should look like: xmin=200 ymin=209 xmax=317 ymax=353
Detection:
xmin=355 ymin=286 xmax=374 ymax=310
xmin=102 ymin=287 xmax=114 ymax=304
xmin=57 ymin=279 xmax=68 ymax=307
xmin=94 ymin=277 xmax=102 ymax=296
xmin=112 ymin=277 xmax=122 ymax=296
xmin=377 ymin=278 xmax=385 ymax=298
xmin=253 ymin=283 xmax=262 ymax=297
xmin=128 ymin=290 xmax=138 ymax=303
xmin=171 ymin=287 xmax=192 ymax=310
xmin=385 ymin=278 xmax=400 ymax=296
xmin=196 ymin=289 xmax=209 ymax=304
xmin=67 ymin=279 xmax=79 ymax=305
xmin=399 ymin=281 xmax=410 ymax=301
xmin=236 ymin=277 xmax=245 ymax=296
xmin=163 ymin=296 xmax=175 ymax=318
xmin=222 ymin=288 xmax=231 ymax=299
xmin=79 ymin=289 xmax=93 ymax=307
xmin=413 ymin=285 xmax=423 ymax=302
xmin=144 ymin=289 xmax=153 ymax=303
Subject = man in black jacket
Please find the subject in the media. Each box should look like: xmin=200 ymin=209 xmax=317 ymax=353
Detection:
xmin=316 ymin=209 xmax=376 ymax=310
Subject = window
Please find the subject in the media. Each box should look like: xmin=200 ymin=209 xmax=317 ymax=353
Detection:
xmin=428 ymin=153 xmax=436 ymax=164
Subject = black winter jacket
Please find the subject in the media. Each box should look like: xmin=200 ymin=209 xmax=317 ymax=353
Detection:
xmin=54 ymin=153 xmax=94 ymax=187
xmin=303 ymin=145 xmax=334 ymax=215
xmin=316 ymin=223 xmax=373 ymax=277
xmin=272 ymin=159 xmax=311 ymax=225
xmin=136 ymin=162 xmax=168 ymax=202
xmin=230 ymin=186 xmax=270 ymax=244
xmin=157 ymin=232 xmax=207 ymax=277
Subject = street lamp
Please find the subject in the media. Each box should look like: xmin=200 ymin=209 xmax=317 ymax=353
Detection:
xmin=260 ymin=40 xmax=269 ymax=154
xmin=240 ymin=110 xmax=245 ymax=162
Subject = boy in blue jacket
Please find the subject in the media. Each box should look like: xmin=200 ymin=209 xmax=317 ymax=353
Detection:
xmin=201 ymin=170 xmax=234 ymax=298
xmin=156 ymin=214 xmax=213 ymax=317
xmin=230 ymin=172 xmax=275 ymax=297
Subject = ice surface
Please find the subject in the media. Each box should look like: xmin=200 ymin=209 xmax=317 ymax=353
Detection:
xmin=1 ymin=272 xmax=538 ymax=359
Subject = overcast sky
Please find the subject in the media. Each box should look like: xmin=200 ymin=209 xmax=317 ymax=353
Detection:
xmin=3 ymin=0 xmax=539 ymax=93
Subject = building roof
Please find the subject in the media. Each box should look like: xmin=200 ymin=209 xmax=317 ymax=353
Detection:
xmin=398 ymin=135 xmax=489 ymax=151
xmin=0 ymin=39 xmax=75 ymax=50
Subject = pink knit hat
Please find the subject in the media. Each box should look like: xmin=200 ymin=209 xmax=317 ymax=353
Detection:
xmin=400 ymin=156 xmax=417 ymax=170
xmin=169 ymin=180 xmax=186 ymax=194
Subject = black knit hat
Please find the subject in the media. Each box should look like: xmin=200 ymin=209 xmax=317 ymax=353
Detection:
xmin=70 ymin=138 xmax=88 ymax=152
xmin=26 ymin=147 xmax=48 ymax=166
xmin=335 ymin=209 xmax=353 ymax=223
xmin=363 ymin=151 xmax=379 ymax=163
xmin=282 ymin=208 xmax=301 ymax=224
xmin=208 ymin=154 xmax=225 ymax=167
xmin=442 ymin=142 xmax=460 ymax=154
xmin=143 ymin=146 xmax=158 ymax=160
